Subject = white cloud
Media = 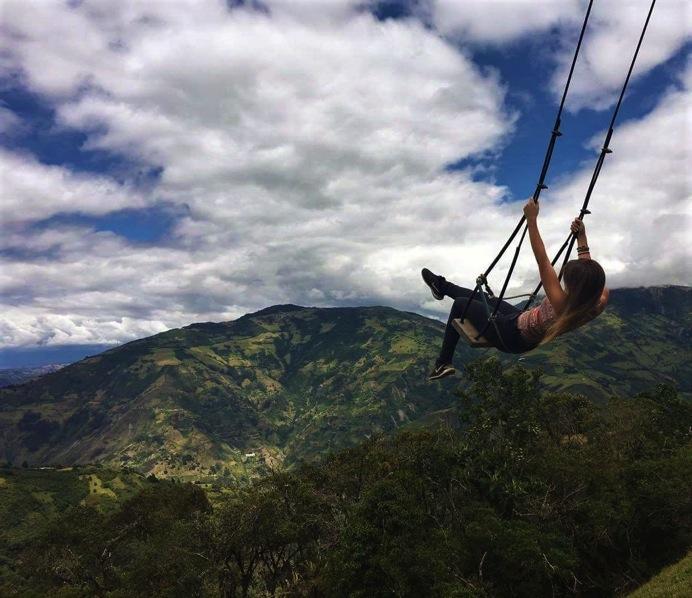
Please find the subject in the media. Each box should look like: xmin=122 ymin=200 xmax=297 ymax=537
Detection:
xmin=0 ymin=148 xmax=145 ymax=224
xmin=0 ymin=225 xmax=250 ymax=346
xmin=429 ymin=0 xmax=691 ymax=110
xmin=0 ymin=0 xmax=689 ymax=349
xmin=0 ymin=306 xmax=172 ymax=348
xmin=433 ymin=0 xmax=581 ymax=44
xmin=262 ymin=0 xmax=360 ymax=23
xmin=0 ymin=0 xmax=517 ymax=347
xmin=537 ymin=65 xmax=692 ymax=287
xmin=552 ymin=0 xmax=692 ymax=110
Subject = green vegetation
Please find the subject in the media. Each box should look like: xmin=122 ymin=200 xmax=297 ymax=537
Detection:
xmin=628 ymin=552 xmax=692 ymax=597
xmin=2 ymin=360 xmax=690 ymax=596
xmin=0 ymin=305 xmax=451 ymax=479
xmin=522 ymin=286 xmax=692 ymax=401
xmin=0 ymin=465 xmax=154 ymax=590
xmin=0 ymin=287 xmax=689 ymax=481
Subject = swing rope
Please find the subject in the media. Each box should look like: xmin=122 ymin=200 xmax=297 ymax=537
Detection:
xmin=524 ymin=0 xmax=657 ymax=308
xmin=459 ymin=0 xmax=595 ymax=334
xmin=463 ymin=0 xmax=657 ymax=342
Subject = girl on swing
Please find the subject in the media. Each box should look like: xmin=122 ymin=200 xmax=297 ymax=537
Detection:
xmin=423 ymin=199 xmax=609 ymax=381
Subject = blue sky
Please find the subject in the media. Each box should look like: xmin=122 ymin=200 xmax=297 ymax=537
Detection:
xmin=1 ymin=0 xmax=690 ymax=366
xmin=465 ymin=39 xmax=690 ymax=195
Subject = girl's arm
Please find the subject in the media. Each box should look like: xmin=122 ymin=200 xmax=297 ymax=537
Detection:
xmin=523 ymin=200 xmax=567 ymax=314
xmin=597 ymin=287 xmax=610 ymax=313
xmin=571 ymin=219 xmax=591 ymax=260
xmin=571 ymin=219 xmax=609 ymax=311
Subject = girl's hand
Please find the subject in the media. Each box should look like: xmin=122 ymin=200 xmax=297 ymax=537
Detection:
xmin=524 ymin=198 xmax=539 ymax=221
xmin=570 ymin=218 xmax=585 ymax=236
xmin=523 ymin=199 xmax=539 ymax=221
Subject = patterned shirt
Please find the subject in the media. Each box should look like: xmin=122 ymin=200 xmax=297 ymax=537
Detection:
xmin=517 ymin=297 xmax=556 ymax=343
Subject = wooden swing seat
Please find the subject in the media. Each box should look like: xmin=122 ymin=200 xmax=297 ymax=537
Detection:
xmin=452 ymin=318 xmax=492 ymax=348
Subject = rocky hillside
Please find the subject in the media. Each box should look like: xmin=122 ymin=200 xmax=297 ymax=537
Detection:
xmin=0 ymin=286 xmax=689 ymax=481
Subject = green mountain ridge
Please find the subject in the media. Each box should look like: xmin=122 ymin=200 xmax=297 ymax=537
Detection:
xmin=0 ymin=286 xmax=689 ymax=481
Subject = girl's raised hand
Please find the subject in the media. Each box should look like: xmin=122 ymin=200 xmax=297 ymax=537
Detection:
xmin=523 ymin=198 xmax=539 ymax=221
xmin=570 ymin=218 xmax=585 ymax=236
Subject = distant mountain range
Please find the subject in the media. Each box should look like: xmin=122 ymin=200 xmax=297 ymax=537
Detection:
xmin=0 ymin=365 xmax=65 ymax=388
xmin=0 ymin=286 xmax=689 ymax=481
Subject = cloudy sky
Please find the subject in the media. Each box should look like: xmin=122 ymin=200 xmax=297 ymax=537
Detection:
xmin=0 ymin=0 xmax=690 ymax=363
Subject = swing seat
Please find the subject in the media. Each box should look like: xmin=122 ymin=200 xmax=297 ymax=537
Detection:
xmin=452 ymin=318 xmax=492 ymax=348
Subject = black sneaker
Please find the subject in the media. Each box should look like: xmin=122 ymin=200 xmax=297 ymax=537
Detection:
xmin=421 ymin=268 xmax=445 ymax=300
xmin=428 ymin=363 xmax=455 ymax=381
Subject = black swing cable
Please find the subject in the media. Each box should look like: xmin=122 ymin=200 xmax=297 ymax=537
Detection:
xmin=459 ymin=0 xmax=595 ymax=338
xmin=473 ymin=0 xmax=656 ymax=340
xmin=523 ymin=0 xmax=657 ymax=309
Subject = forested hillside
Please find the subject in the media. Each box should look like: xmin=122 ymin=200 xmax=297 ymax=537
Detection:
xmin=2 ymin=361 xmax=689 ymax=596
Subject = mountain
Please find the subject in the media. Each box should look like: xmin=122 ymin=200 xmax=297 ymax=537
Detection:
xmin=520 ymin=286 xmax=691 ymax=398
xmin=0 ymin=286 xmax=689 ymax=480
xmin=0 ymin=305 xmax=450 ymax=481
xmin=0 ymin=364 xmax=65 ymax=388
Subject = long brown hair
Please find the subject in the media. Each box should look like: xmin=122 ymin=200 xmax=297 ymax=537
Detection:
xmin=541 ymin=259 xmax=605 ymax=344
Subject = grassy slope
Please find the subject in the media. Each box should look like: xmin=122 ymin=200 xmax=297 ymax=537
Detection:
xmin=628 ymin=551 xmax=692 ymax=597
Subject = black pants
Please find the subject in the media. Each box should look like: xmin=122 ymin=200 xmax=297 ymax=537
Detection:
xmin=436 ymin=280 xmax=536 ymax=364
